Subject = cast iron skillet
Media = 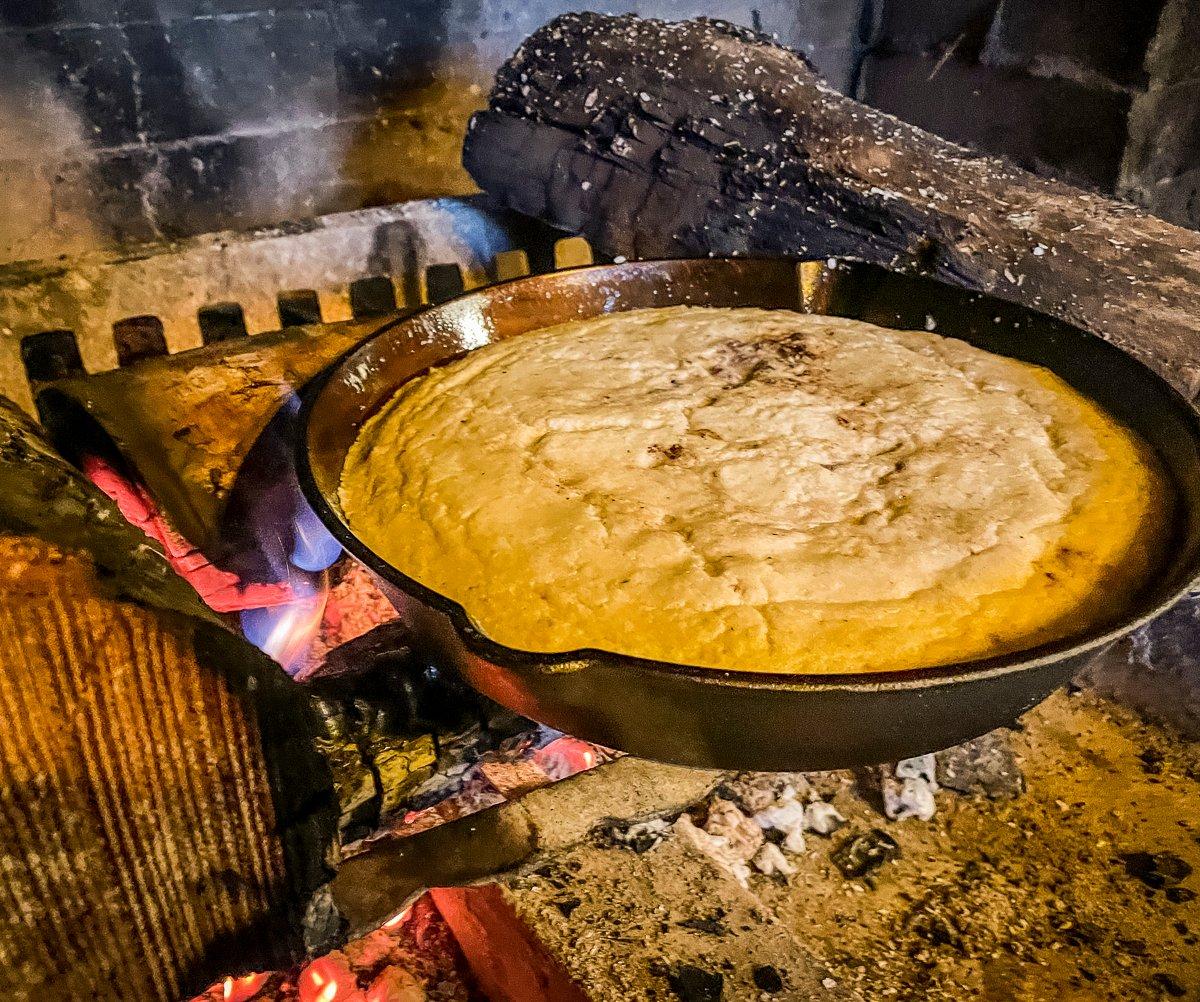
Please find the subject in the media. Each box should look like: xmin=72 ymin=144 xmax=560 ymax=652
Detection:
xmin=298 ymin=258 xmax=1200 ymax=770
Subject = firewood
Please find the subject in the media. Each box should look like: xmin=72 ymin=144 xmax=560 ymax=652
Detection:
xmin=0 ymin=395 xmax=341 ymax=1000
xmin=34 ymin=317 xmax=385 ymax=554
xmin=0 ymin=397 xmax=564 ymax=998
xmin=464 ymin=12 xmax=1200 ymax=399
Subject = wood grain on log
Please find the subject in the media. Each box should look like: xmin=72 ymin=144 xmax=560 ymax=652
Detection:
xmin=0 ymin=538 xmax=334 ymax=1001
xmin=0 ymin=401 xmax=340 ymax=1000
xmin=464 ymin=13 xmax=1200 ymax=400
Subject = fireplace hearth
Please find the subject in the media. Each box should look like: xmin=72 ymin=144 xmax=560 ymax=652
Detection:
xmin=0 ymin=5 xmax=1196 ymax=1001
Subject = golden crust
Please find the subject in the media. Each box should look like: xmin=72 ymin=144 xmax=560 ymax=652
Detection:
xmin=341 ymin=307 xmax=1171 ymax=674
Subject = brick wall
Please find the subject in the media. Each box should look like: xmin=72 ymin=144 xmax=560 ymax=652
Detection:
xmin=855 ymin=0 xmax=1164 ymax=193
xmin=0 ymin=1 xmax=1193 ymax=265
xmin=0 ymin=1 xmax=852 ymax=264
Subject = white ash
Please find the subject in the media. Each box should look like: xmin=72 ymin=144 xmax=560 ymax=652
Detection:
xmin=884 ymin=755 xmax=940 ymax=822
xmin=753 ymin=794 xmax=808 ymax=854
xmin=671 ymin=754 xmax=945 ymax=885
xmin=703 ymin=798 xmax=765 ymax=862
xmin=753 ymin=842 xmax=796 ymax=877
xmin=673 ymin=813 xmax=752 ymax=888
xmin=896 ymin=754 xmax=937 ymax=784
xmin=884 ymin=778 xmax=937 ymax=821
xmin=722 ymin=772 xmax=811 ymax=814
xmin=805 ymin=800 xmax=847 ymax=835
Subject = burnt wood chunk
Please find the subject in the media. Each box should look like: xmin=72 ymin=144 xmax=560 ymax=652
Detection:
xmin=429 ymin=886 xmax=590 ymax=1002
xmin=463 ymin=12 xmax=1200 ymax=401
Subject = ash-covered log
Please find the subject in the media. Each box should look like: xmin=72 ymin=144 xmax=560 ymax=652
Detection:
xmin=464 ymin=13 xmax=1200 ymax=400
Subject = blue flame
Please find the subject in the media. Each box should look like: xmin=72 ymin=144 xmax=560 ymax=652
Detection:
xmin=290 ymin=497 xmax=343 ymax=571
xmin=240 ymin=569 xmax=328 ymax=674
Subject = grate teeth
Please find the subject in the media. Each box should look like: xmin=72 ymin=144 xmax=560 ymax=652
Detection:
xmin=21 ymin=330 xmax=84 ymax=384
xmin=493 ymin=248 xmax=531 ymax=282
xmin=423 ymin=262 xmax=466 ymax=305
xmin=112 ymin=316 xmax=168 ymax=367
xmin=348 ymin=277 xmax=398 ymax=319
xmin=196 ymin=303 xmax=249 ymax=345
xmin=10 ymin=222 xmax=596 ymax=398
xmin=553 ymin=236 xmax=594 ymax=269
xmin=276 ymin=290 xmax=323 ymax=328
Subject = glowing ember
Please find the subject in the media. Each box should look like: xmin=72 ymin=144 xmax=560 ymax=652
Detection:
xmin=299 ymin=561 xmax=400 ymax=677
xmin=376 ymin=731 xmax=617 ymax=840
xmin=83 ymin=454 xmax=296 ymax=613
xmin=298 ymin=956 xmax=359 ymax=1002
xmin=223 ymin=973 xmax=270 ymax=1002
xmin=82 ymin=450 xmax=337 ymax=673
xmin=532 ymin=734 xmax=607 ymax=781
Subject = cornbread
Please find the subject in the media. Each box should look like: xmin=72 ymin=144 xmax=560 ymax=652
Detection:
xmin=340 ymin=306 xmax=1171 ymax=674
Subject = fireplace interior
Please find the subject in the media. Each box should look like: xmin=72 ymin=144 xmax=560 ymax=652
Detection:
xmin=0 ymin=3 xmax=1196 ymax=1001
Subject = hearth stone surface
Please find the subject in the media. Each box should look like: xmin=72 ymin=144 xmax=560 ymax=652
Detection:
xmin=491 ymin=689 xmax=1197 ymax=1001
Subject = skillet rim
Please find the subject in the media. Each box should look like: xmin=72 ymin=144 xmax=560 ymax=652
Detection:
xmin=296 ymin=257 xmax=1200 ymax=695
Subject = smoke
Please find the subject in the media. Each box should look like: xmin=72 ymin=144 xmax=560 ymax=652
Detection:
xmin=0 ymin=34 xmax=99 ymax=263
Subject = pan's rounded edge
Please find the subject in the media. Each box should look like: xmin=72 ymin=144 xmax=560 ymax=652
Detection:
xmin=296 ymin=258 xmax=1200 ymax=769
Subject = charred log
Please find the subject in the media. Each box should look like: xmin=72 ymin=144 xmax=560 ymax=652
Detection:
xmin=464 ymin=12 xmax=1200 ymax=400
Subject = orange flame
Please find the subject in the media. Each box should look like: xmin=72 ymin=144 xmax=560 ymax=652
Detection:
xmin=222 ymin=973 xmax=269 ymax=1002
xmin=240 ymin=570 xmax=329 ymax=673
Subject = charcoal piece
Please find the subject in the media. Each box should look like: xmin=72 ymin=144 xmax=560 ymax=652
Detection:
xmin=1120 ymin=852 xmax=1193 ymax=889
xmin=667 ymin=964 xmax=724 ymax=1002
xmin=678 ymin=915 xmax=728 ymax=936
xmin=597 ymin=816 xmax=672 ymax=853
xmin=752 ymin=965 xmax=784 ymax=992
xmin=1139 ymin=747 xmax=1166 ymax=775
xmin=1151 ymin=972 xmax=1187 ymax=998
xmin=831 ymin=828 xmax=901 ymax=879
xmin=554 ymin=896 xmax=582 ymax=918
xmin=935 ymin=731 xmax=1025 ymax=799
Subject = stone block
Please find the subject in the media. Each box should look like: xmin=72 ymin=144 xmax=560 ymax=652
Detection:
xmin=52 ymin=149 xmax=159 ymax=246
xmin=332 ymin=0 xmax=453 ymax=111
xmin=145 ymin=123 xmax=366 ymax=237
xmin=22 ymin=24 xmax=140 ymax=147
xmin=858 ymin=51 xmax=1131 ymax=191
xmin=982 ymin=0 xmax=1163 ymax=88
xmin=134 ymin=9 xmax=339 ymax=138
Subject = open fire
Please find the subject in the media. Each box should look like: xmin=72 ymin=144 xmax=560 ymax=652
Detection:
xmin=79 ymin=401 xmax=614 ymax=1002
xmin=81 ymin=447 xmax=357 ymax=676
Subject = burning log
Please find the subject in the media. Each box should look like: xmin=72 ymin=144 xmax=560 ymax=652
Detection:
xmin=0 ymin=398 xmax=337 ymax=1000
xmin=0 ymin=400 xmax=520 ymax=1000
xmin=464 ymin=13 xmax=1200 ymax=400
xmin=33 ymin=317 xmax=384 ymax=555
